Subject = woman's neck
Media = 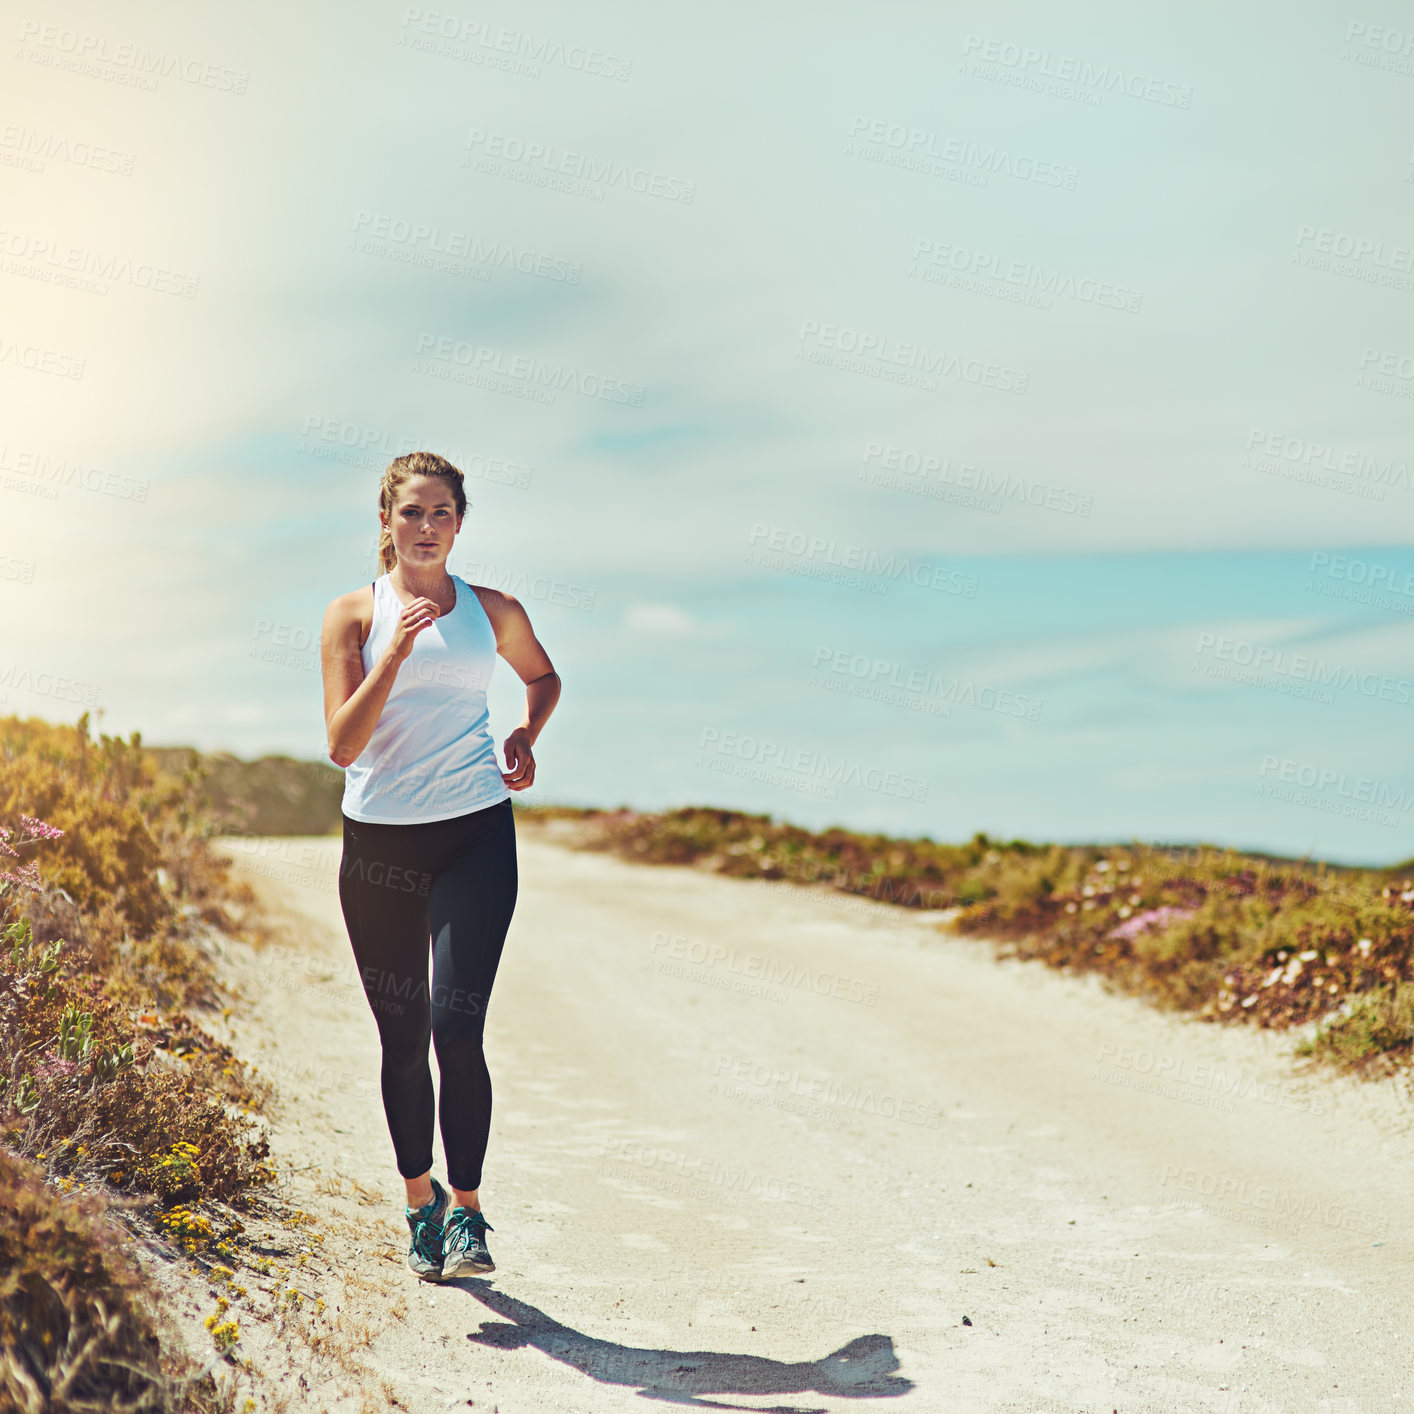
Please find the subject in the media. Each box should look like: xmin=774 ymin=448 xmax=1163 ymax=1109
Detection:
xmin=391 ymin=563 xmax=454 ymax=602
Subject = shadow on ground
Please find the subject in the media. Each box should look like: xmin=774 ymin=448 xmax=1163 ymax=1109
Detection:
xmin=449 ymin=1279 xmax=913 ymax=1410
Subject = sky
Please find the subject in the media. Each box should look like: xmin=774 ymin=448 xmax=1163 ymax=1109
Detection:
xmin=3 ymin=0 xmax=1414 ymax=864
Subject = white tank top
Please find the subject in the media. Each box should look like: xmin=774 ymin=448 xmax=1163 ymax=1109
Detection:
xmin=340 ymin=572 xmax=511 ymax=824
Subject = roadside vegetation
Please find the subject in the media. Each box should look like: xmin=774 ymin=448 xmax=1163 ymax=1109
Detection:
xmin=0 ymin=712 xmax=348 ymax=1411
xmin=142 ymin=747 xmax=344 ymax=840
xmin=0 ymin=1144 xmax=229 ymax=1414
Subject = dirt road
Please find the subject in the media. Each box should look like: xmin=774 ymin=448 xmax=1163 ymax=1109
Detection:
xmin=207 ymin=822 xmax=1414 ymax=1413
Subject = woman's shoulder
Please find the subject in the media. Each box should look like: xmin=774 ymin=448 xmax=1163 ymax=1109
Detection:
xmin=461 ymin=580 xmax=524 ymax=643
xmin=462 ymin=579 xmax=518 ymax=613
xmin=322 ymin=579 xmax=379 ymax=642
xmin=325 ymin=577 xmax=378 ymax=612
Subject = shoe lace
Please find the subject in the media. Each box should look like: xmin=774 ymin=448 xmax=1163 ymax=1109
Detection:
xmin=408 ymin=1192 xmax=444 ymax=1264
xmin=444 ymin=1208 xmax=492 ymax=1253
xmin=410 ymin=1213 xmax=443 ymax=1264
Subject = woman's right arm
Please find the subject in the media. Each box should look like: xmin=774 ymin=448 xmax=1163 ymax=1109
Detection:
xmin=320 ymin=590 xmax=437 ymax=768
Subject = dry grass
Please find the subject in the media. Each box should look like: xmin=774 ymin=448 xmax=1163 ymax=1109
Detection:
xmin=0 ymin=713 xmax=274 ymax=1209
xmin=1294 ymin=980 xmax=1414 ymax=1076
xmin=0 ymin=1145 xmax=233 ymax=1413
xmin=0 ymin=714 xmax=288 ymax=1406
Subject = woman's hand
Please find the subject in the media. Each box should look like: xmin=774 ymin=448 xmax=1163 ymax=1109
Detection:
xmin=501 ymin=727 xmax=536 ymax=790
xmin=388 ymin=598 xmax=440 ymax=662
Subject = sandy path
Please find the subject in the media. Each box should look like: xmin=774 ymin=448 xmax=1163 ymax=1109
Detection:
xmin=208 ymin=824 xmax=1414 ymax=1414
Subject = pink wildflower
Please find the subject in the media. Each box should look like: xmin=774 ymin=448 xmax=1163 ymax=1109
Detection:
xmin=1106 ymin=904 xmax=1197 ymax=942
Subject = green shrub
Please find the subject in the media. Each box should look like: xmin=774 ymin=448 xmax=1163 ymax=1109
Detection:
xmin=0 ymin=913 xmax=271 ymax=1205
xmin=0 ymin=717 xmax=274 ymax=1208
xmin=1295 ymin=982 xmax=1414 ymax=1076
xmin=0 ymin=1146 xmax=223 ymax=1412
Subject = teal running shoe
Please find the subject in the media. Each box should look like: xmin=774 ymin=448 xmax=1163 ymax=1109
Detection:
xmin=405 ymin=1177 xmax=449 ymax=1281
xmin=441 ymin=1206 xmax=494 ymax=1278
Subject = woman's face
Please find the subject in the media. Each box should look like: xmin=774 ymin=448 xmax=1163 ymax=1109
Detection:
xmin=385 ymin=475 xmax=462 ymax=566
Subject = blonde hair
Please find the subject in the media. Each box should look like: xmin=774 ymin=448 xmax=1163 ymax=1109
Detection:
xmin=377 ymin=452 xmax=469 ymax=575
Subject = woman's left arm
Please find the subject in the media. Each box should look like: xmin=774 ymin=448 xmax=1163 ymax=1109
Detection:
xmin=481 ymin=588 xmax=561 ymax=791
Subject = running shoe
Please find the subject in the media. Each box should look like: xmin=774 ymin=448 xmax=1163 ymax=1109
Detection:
xmin=441 ymin=1206 xmax=494 ymax=1277
xmin=405 ymin=1177 xmax=449 ymax=1280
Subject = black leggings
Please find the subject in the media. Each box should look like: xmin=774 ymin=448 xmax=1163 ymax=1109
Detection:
xmin=337 ymin=798 xmax=517 ymax=1192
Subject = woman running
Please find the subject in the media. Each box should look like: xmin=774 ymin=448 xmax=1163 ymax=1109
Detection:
xmin=320 ymin=450 xmax=560 ymax=1281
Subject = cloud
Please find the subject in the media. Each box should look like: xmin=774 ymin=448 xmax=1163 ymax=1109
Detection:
xmin=622 ymin=602 xmax=719 ymax=636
